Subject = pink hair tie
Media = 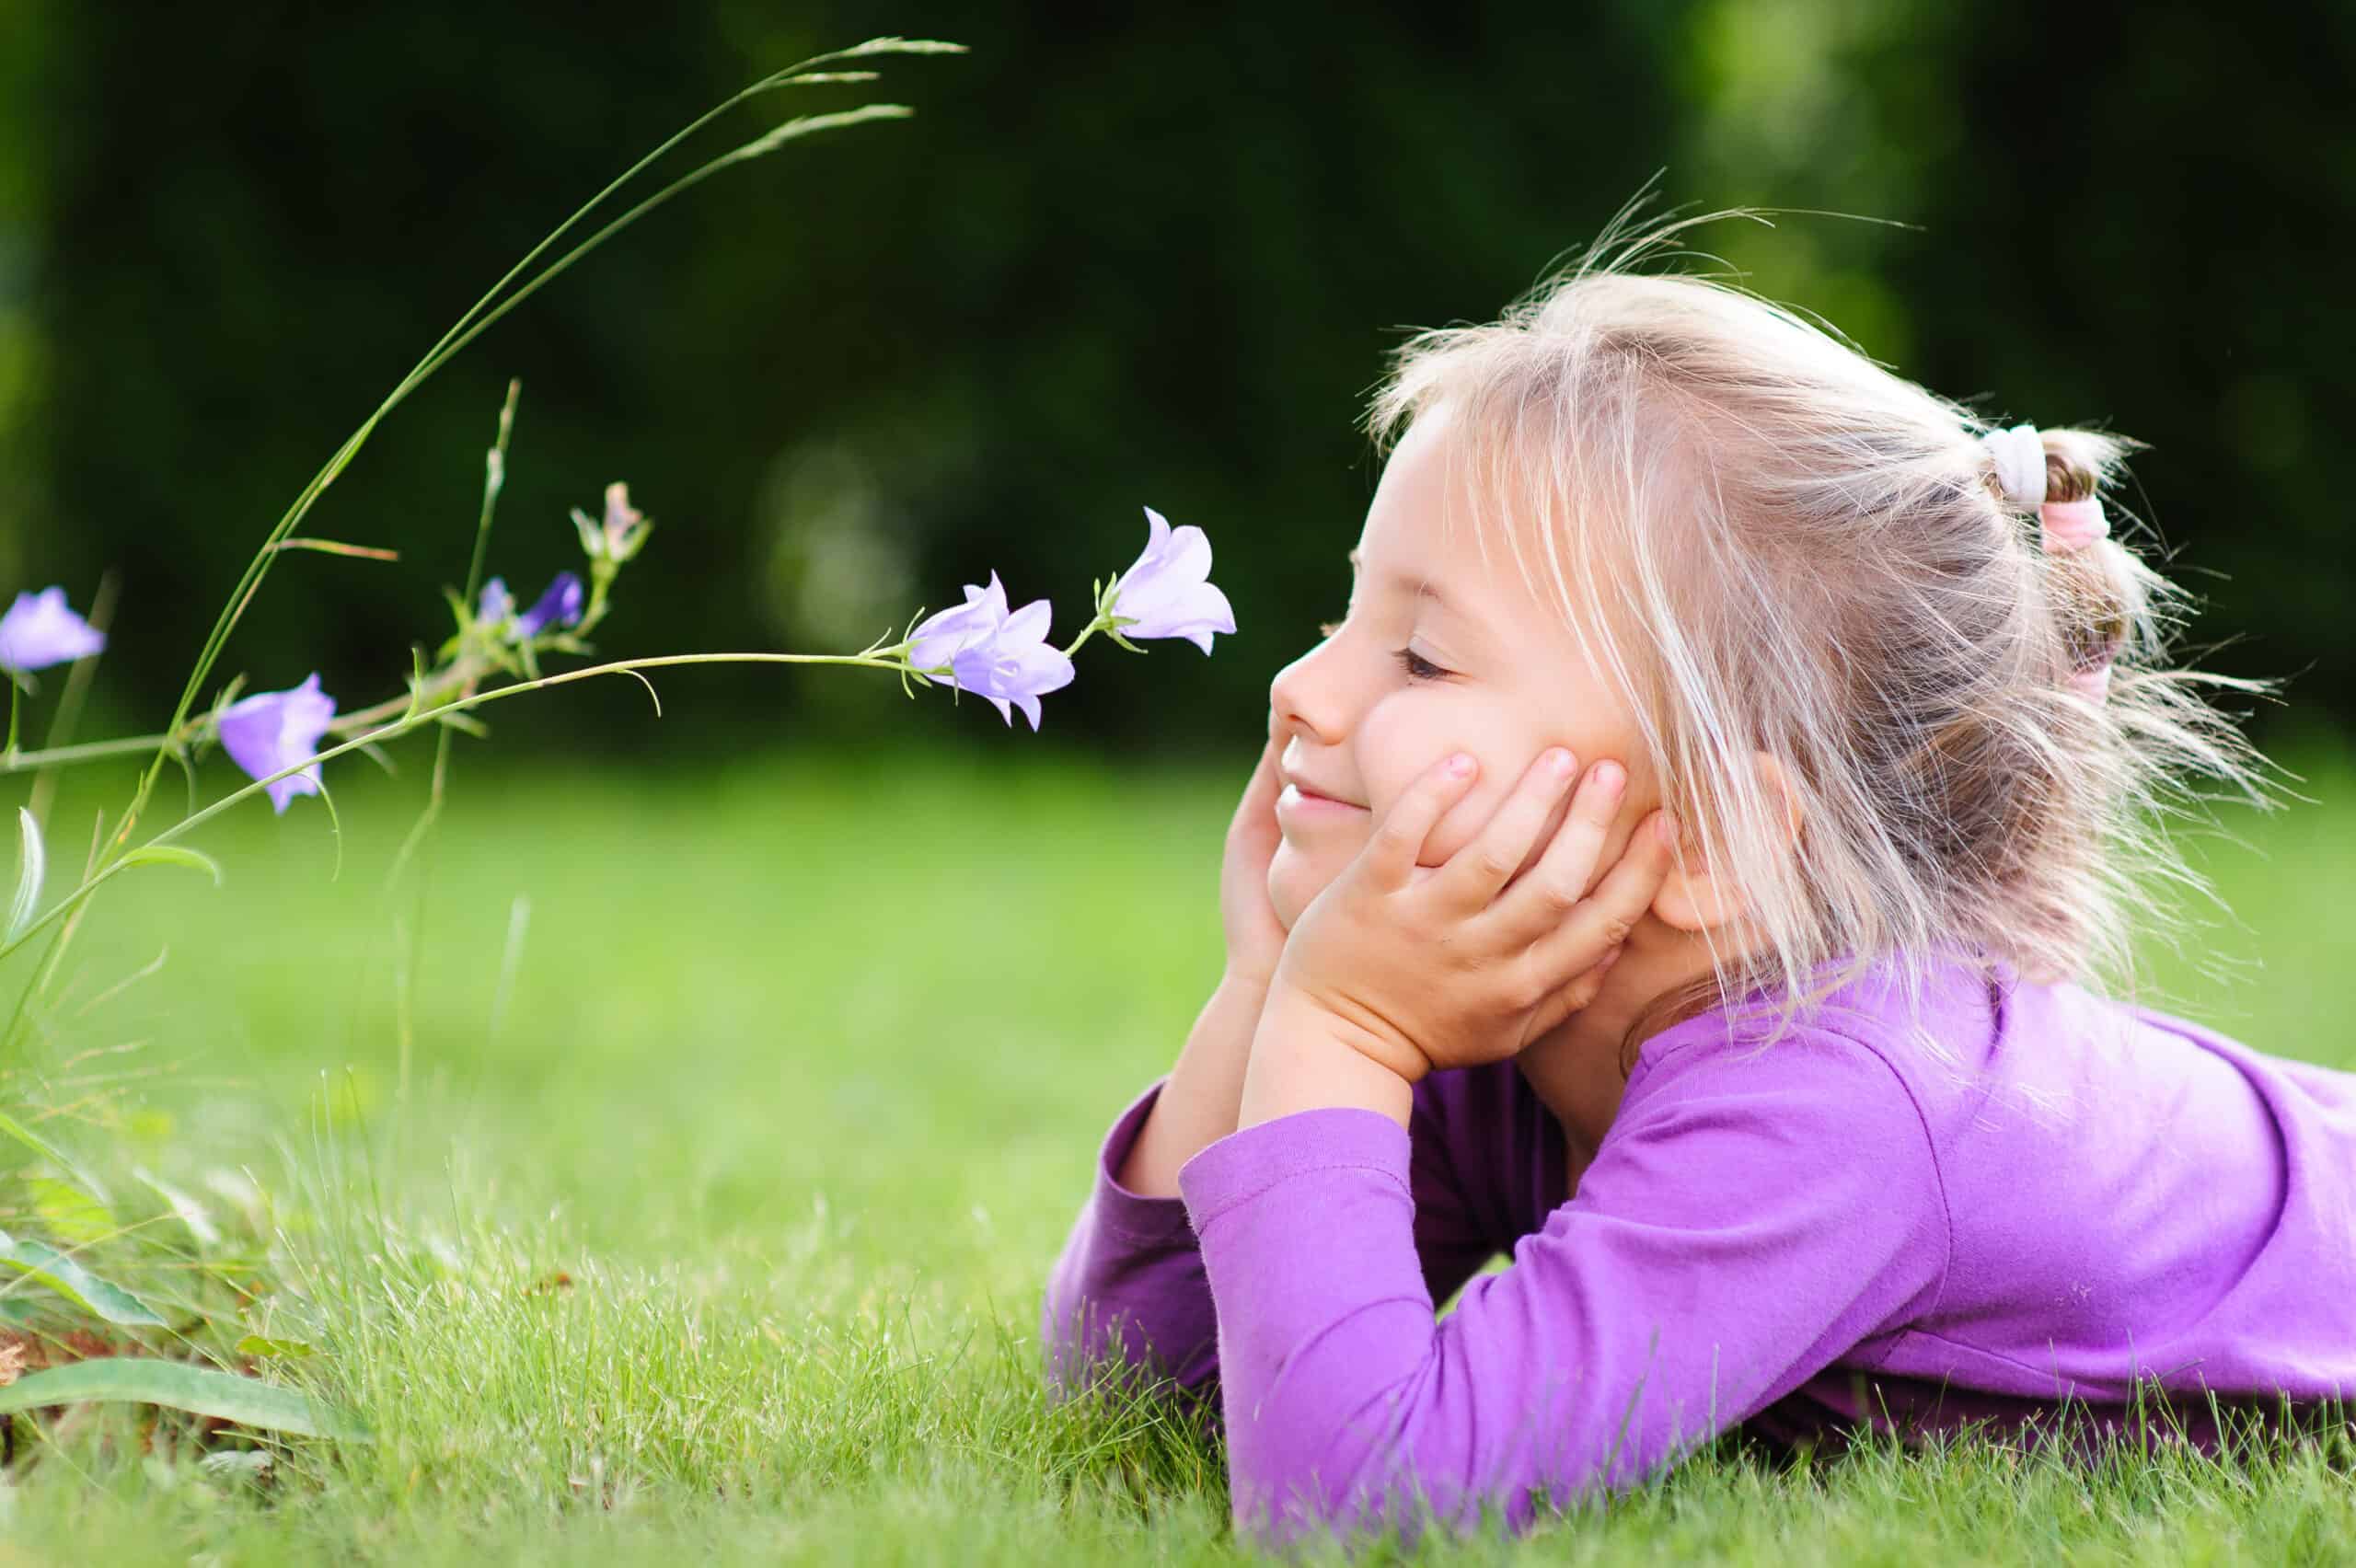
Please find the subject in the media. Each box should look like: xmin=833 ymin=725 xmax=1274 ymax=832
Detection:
xmin=2038 ymin=496 xmax=2109 ymax=555
xmin=2047 ymin=497 xmax=2116 ymax=703
xmin=2067 ymin=662 xmax=2113 ymax=704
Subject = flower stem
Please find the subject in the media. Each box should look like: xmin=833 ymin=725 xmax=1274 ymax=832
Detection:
xmin=0 ymin=650 xmax=930 ymax=963
xmin=109 ymin=41 xmax=954 ymax=861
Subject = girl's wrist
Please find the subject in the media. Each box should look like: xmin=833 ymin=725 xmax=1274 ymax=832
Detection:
xmin=1265 ymin=979 xmax=1433 ymax=1083
xmin=1239 ymin=986 xmax=1417 ymax=1130
xmin=1218 ymin=966 xmax=1276 ymax=1007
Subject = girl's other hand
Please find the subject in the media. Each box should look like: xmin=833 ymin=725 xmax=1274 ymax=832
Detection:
xmin=1218 ymin=717 xmax=1290 ymax=993
xmin=1265 ymin=749 xmax=1678 ymax=1084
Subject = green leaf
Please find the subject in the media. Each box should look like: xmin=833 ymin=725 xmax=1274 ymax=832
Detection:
xmin=0 ymin=1108 xmax=107 ymax=1196
xmin=0 ymin=1227 xmax=166 ymax=1326
xmin=0 ymin=1358 xmax=365 ymax=1440
xmin=116 ymin=845 xmax=224 ymax=886
xmin=27 ymin=1175 xmax=115 ymax=1248
xmin=233 ymin=1334 xmax=316 ymax=1359
xmin=6 ymin=807 xmax=43 ymax=943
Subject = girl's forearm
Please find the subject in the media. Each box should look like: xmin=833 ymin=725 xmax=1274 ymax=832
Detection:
xmin=1238 ymin=986 xmax=1415 ymax=1131
xmin=1114 ymin=974 xmax=1271 ymax=1196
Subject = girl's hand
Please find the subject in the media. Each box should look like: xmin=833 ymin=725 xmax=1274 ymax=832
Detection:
xmin=1264 ymin=748 xmax=1678 ymax=1084
xmin=1218 ymin=718 xmax=1290 ymax=992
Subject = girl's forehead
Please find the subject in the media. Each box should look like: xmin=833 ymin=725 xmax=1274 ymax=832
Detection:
xmin=1363 ymin=412 xmax=1635 ymax=684
xmin=1361 ymin=429 xmax=1552 ymax=617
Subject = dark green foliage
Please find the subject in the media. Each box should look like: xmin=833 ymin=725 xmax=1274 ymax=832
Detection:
xmin=3 ymin=3 xmax=2349 ymax=753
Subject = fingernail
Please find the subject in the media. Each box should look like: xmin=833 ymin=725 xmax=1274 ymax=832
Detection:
xmin=1446 ymin=753 xmax=1475 ymax=778
xmin=1547 ymin=748 xmax=1576 ymax=779
xmin=1591 ymin=761 xmax=1624 ymax=797
xmin=1656 ymin=813 xmax=1680 ymax=847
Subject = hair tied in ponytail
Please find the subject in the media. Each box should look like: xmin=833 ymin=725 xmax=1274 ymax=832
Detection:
xmin=1981 ymin=422 xmax=2117 ymax=704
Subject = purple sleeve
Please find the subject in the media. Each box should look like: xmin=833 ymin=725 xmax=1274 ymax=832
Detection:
xmin=1040 ymin=1082 xmax=1222 ymax=1402
xmin=1175 ymin=1033 xmax=1952 ymax=1543
xmin=1040 ymin=1078 xmax=1515 ymax=1410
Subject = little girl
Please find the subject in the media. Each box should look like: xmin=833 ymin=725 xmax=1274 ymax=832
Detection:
xmin=1041 ymin=216 xmax=2356 ymax=1543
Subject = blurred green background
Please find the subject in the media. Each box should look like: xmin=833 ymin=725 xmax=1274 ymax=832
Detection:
xmin=1 ymin=1 xmax=2348 ymax=756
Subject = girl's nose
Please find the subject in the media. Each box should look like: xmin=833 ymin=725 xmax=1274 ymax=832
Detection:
xmin=1270 ymin=641 xmax=1345 ymax=748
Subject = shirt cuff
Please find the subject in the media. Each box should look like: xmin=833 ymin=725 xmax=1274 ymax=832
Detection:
xmin=1087 ymin=1078 xmax=1202 ymax=1246
xmin=1176 ymin=1106 xmax=1412 ymax=1232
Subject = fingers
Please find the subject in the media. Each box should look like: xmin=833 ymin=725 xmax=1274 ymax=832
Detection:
xmin=1526 ymin=807 xmax=1680 ymax=977
xmin=1522 ymin=948 xmax=1620 ymax=1041
xmin=1435 ymin=747 xmax=1582 ymax=912
xmin=1484 ymin=758 xmax=1629 ymax=936
xmin=1247 ymin=732 xmax=1283 ymax=799
xmin=1369 ymin=751 xmax=1481 ymax=889
xmin=1231 ymin=727 xmax=1288 ymax=849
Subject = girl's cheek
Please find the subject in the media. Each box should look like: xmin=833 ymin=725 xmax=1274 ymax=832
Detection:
xmin=1357 ymin=696 xmax=1515 ymax=868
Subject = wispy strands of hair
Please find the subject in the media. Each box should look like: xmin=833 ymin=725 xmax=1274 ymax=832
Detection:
xmin=1366 ymin=194 xmax=2289 ymax=1054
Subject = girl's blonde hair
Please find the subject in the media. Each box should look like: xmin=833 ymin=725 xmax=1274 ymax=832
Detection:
xmin=1367 ymin=204 xmax=2286 ymax=1060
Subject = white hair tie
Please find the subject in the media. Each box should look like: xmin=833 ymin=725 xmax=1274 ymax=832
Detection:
xmin=1981 ymin=423 xmax=2047 ymax=510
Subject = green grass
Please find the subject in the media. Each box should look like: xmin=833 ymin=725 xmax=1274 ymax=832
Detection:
xmin=3 ymin=730 xmax=2353 ymax=1563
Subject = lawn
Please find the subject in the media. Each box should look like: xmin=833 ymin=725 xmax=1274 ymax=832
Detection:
xmin=4 ymin=727 xmax=2352 ymax=1563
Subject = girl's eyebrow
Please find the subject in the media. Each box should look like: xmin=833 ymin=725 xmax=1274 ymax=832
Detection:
xmin=1347 ymin=548 xmax=1469 ymax=623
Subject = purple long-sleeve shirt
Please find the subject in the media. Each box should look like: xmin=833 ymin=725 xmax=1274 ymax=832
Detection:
xmin=1041 ymin=953 xmax=2356 ymax=1540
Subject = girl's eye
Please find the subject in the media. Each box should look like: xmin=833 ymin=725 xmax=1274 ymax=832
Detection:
xmin=1394 ymin=647 xmax=1450 ymax=682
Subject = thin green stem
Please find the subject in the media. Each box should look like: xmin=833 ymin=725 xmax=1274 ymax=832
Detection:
xmin=0 ymin=654 xmax=489 ymax=778
xmin=389 ymin=385 xmax=520 ymax=1117
xmin=1 ymin=651 xmax=933 ymax=963
xmin=400 ymin=107 xmax=911 ymax=399
xmin=461 ymin=382 xmax=521 ymax=613
xmin=3 ymin=592 xmax=1118 ymax=780
xmin=2 ymin=733 xmax=167 ymax=772
xmin=113 ymin=40 xmax=956 ymax=859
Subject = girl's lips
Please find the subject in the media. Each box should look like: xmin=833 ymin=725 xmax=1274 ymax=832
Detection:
xmin=1276 ymin=783 xmax=1369 ymax=821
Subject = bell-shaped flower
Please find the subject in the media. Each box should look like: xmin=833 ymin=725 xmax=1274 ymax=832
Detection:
xmin=573 ymin=482 xmax=652 ymax=565
xmin=478 ymin=577 xmax=516 ymax=628
xmin=216 ymin=674 xmax=336 ymax=813
xmin=906 ymin=571 xmax=1075 ymax=732
xmin=514 ymin=571 xmax=584 ymax=639
xmin=0 ymin=587 xmax=107 ymax=674
xmin=907 ymin=573 xmax=1014 ymax=674
xmin=1105 ymin=507 xmax=1234 ymax=653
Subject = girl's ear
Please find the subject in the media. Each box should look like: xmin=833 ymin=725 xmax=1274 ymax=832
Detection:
xmin=1650 ymin=751 xmax=1803 ymax=934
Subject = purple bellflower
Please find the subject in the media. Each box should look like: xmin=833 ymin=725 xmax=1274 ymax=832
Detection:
xmin=0 ymin=587 xmax=107 ymax=674
xmin=216 ymin=674 xmax=337 ymax=813
xmin=514 ymin=571 xmax=584 ymax=639
xmin=1106 ymin=507 xmax=1235 ymax=653
xmin=906 ymin=571 xmax=1075 ymax=732
xmin=478 ymin=573 xmax=582 ymax=641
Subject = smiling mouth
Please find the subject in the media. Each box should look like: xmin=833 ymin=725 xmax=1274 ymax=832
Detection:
xmin=1277 ymin=783 xmax=1368 ymax=815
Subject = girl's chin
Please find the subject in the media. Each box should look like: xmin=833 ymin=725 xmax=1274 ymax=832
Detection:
xmin=1267 ymin=845 xmax=1348 ymax=928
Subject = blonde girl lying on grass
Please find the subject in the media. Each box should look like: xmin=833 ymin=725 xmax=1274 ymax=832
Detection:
xmin=1042 ymin=213 xmax=2353 ymax=1545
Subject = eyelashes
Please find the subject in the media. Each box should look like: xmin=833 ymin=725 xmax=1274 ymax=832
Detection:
xmin=1318 ymin=618 xmax=1450 ymax=682
xmin=1394 ymin=648 xmax=1449 ymax=682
